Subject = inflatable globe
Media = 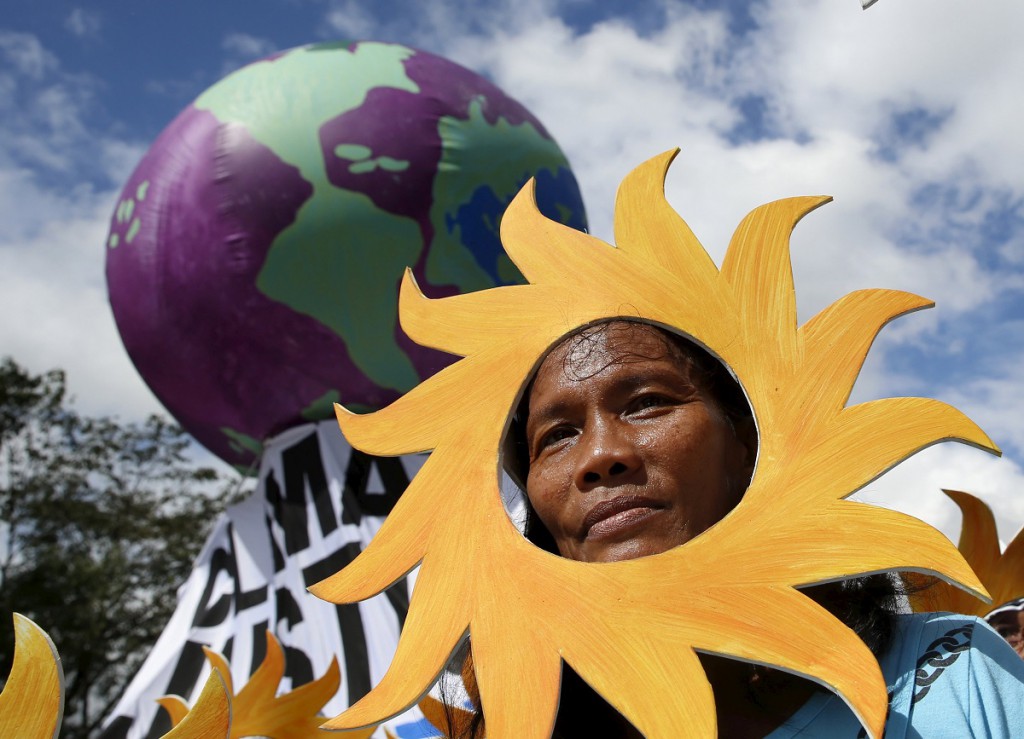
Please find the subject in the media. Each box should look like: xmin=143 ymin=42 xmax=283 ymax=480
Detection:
xmin=105 ymin=41 xmax=587 ymax=471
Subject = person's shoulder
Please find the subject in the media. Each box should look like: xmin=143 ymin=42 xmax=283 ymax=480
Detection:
xmin=884 ymin=611 xmax=981 ymax=701
xmin=894 ymin=609 xmax=984 ymax=631
xmin=894 ymin=610 xmax=984 ymax=655
xmin=893 ymin=610 xmax=1023 ymax=667
xmin=885 ymin=610 xmax=1024 ymax=738
xmin=890 ymin=610 xmax=1024 ymax=690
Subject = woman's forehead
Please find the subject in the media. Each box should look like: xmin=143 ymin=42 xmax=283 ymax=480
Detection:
xmin=539 ymin=322 xmax=683 ymax=380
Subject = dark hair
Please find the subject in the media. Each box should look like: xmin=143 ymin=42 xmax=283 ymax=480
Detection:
xmin=443 ymin=320 xmax=898 ymax=738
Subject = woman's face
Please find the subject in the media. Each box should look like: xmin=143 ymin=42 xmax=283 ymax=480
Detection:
xmin=523 ymin=323 xmax=755 ymax=563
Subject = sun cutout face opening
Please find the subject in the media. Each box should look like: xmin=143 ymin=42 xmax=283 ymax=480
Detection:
xmin=310 ymin=149 xmax=996 ymax=739
xmin=501 ymin=318 xmax=759 ymax=563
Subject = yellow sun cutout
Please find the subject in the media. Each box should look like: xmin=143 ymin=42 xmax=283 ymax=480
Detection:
xmin=0 ymin=617 xmax=376 ymax=739
xmin=158 ymin=630 xmax=363 ymax=739
xmin=910 ymin=489 xmax=1024 ymax=616
xmin=309 ymin=149 xmax=997 ymax=738
xmin=162 ymin=670 xmax=232 ymax=739
xmin=0 ymin=614 xmax=64 ymax=739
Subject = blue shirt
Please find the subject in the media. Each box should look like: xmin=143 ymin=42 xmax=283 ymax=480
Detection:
xmin=766 ymin=612 xmax=1024 ymax=737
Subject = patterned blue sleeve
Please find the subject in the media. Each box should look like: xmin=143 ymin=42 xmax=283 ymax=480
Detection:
xmin=736 ymin=613 xmax=1023 ymax=738
xmin=899 ymin=614 xmax=1024 ymax=738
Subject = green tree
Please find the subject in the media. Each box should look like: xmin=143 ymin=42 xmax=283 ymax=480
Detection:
xmin=0 ymin=358 xmax=242 ymax=738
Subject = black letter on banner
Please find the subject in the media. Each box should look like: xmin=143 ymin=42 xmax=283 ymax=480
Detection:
xmin=250 ymin=620 xmax=315 ymax=692
xmin=250 ymin=619 xmax=269 ymax=676
xmin=268 ymin=511 xmax=286 ymax=572
xmin=265 ymin=461 xmax=309 ymax=556
xmin=266 ymin=431 xmax=340 ymax=554
xmin=143 ymin=640 xmax=208 ymax=737
xmin=282 ymin=643 xmax=314 ymax=689
xmin=284 ymin=431 xmax=338 ymax=539
xmin=273 ymin=588 xmax=317 ymax=687
xmin=192 ymin=525 xmax=268 ymax=627
xmin=303 ymin=541 xmax=372 ymax=704
xmin=275 ymin=586 xmax=304 ymax=630
xmin=341 ymin=451 xmax=408 ymax=525
xmin=192 ymin=546 xmax=235 ymax=628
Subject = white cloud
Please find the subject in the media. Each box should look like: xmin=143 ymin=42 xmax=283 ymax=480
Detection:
xmin=417 ymin=0 xmax=1023 ymax=334
xmin=940 ymin=344 xmax=1024 ymax=457
xmin=98 ymin=137 xmax=150 ymax=185
xmin=0 ymin=47 xmax=103 ymax=178
xmin=222 ymin=32 xmax=277 ymax=61
xmin=435 ymin=8 xmax=739 ymax=241
xmin=142 ymin=73 xmax=209 ymax=105
xmin=64 ymin=8 xmax=102 ymax=39
xmin=219 ymin=32 xmax=279 ymax=76
xmin=0 ymin=31 xmax=158 ymax=423
xmin=0 ymin=190 xmax=164 ymax=422
xmin=323 ymin=0 xmax=379 ymax=39
xmin=0 ymin=30 xmax=57 ymax=80
xmin=739 ymin=0 xmax=1024 ymax=185
xmin=855 ymin=444 xmax=1024 ymax=549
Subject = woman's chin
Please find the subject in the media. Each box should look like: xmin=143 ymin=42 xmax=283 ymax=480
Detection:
xmin=577 ymin=533 xmax=689 ymax=563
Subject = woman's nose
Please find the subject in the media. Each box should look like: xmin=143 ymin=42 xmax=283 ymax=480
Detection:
xmin=573 ymin=423 xmax=641 ymax=490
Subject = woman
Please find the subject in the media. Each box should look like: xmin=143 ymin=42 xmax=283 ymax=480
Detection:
xmin=444 ymin=319 xmax=1024 ymax=738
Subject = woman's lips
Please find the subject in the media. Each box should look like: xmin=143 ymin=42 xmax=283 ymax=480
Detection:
xmin=582 ymin=495 xmax=663 ymax=540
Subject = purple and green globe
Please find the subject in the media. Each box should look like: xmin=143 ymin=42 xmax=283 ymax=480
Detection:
xmin=105 ymin=41 xmax=587 ymax=471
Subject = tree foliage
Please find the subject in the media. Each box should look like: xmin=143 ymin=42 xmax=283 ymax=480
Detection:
xmin=0 ymin=358 xmax=242 ymax=737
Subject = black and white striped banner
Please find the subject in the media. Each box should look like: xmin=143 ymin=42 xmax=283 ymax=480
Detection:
xmin=100 ymin=421 xmax=432 ymax=738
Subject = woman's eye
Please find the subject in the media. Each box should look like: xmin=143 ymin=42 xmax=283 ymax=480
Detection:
xmin=539 ymin=426 xmax=574 ymax=449
xmin=633 ymin=394 xmax=669 ymax=411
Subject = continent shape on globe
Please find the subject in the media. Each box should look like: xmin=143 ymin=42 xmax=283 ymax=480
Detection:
xmin=105 ymin=40 xmax=587 ymax=470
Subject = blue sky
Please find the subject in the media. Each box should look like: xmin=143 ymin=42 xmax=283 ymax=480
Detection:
xmin=2 ymin=0 xmax=1023 ymax=545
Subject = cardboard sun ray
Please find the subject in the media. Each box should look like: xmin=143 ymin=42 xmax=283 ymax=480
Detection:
xmin=910 ymin=489 xmax=1024 ymax=616
xmin=162 ymin=670 xmax=232 ymax=739
xmin=0 ymin=614 xmax=64 ymax=739
xmin=0 ymin=617 xmax=371 ymax=739
xmin=159 ymin=630 xmax=370 ymax=739
xmin=309 ymin=149 xmax=998 ymax=738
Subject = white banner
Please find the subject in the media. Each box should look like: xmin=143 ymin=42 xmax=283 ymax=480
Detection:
xmin=100 ymin=421 xmax=435 ymax=738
